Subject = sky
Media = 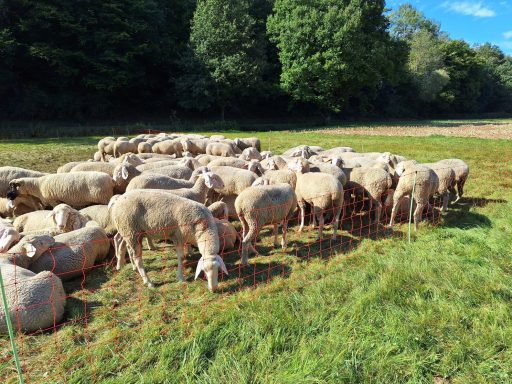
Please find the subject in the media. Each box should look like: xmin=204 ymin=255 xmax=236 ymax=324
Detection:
xmin=386 ymin=0 xmax=512 ymax=55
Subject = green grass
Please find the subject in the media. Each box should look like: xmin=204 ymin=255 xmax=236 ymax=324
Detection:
xmin=1 ymin=129 xmax=511 ymax=383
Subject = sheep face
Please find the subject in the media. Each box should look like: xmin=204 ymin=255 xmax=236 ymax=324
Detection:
xmin=7 ymin=182 xmax=20 ymax=200
xmin=113 ymin=164 xmax=130 ymax=182
xmin=47 ymin=204 xmax=78 ymax=231
xmin=195 ymin=255 xmax=228 ymax=293
xmin=204 ymin=172 xmax=225 ymax=190
xmin=0 ymin=228 xmax=20 ymax=253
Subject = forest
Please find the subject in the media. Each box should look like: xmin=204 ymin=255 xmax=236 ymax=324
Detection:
xmin=1 ymin=0 xmax=511 ymax=120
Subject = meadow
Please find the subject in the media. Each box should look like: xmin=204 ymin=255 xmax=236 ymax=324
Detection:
xmin=1 ymin=122 xmax=511 ymax=383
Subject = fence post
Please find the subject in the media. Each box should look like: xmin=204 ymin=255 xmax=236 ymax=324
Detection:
xmin=408 ymin=171 xmax=417 ymax=244
xmin=0 ymin=268 xmax=25 ymax=384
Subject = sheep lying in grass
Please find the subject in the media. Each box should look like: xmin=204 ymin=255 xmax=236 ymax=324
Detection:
xmin=0 ymin=235 xmax=66 ymax=333
xmin=389 ymin=161 xmax=439 ymax=231
xmin=29 ymin=223 xmax=110 ymax=280
xmin=8 ymin=172 xmax=115 ymax=208
xmin=111 ymin=190 xmax=227 ymax=291
xmin=0 ymin=218 xmax=20 ymax=253
xmin=235 ymin=183 xmax=297 ymax=265
xmin=288 ymin=158 xmax=344 ymax=240
xmin=13 ymin=204 xmax=88 ymax=234
xmin=0 ymin=196 xmax=43 ymax=218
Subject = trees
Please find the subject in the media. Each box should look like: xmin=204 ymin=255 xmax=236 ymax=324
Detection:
xmin=389 ymin=3 xmax=440 ymax=40
xmin=267 ymin=0 xmax=392 ymax=115
xmin=180 ymin=0 xmax=268 ymax=119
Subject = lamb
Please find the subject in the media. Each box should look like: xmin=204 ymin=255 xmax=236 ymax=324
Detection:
xmin=252 ymin=169 xmax=297 ymax=189
xmin=206 ymin=142 xmax=237 ymax=157
xmin=389 ymin=161 xmax=439 ymax=231
xmin=0 ymin=235 xmax=66 ymax=333
xmin=235 ymin=184 xmax=297 ymax=265
xmin=233 ymin=137 xmax=261 ymax=152
xmin=215 ymin=219 xmax=240 ymax=254
xmin=8 ymin=172 xmax=115 ymax=209
xmin=29 ymin=223 xmax=111 ymax=280
xmin=110 ymin=190 xmax=228 ymax=292
xmin=152 ymin=139 xmax=183 ymax=157
xmin=0 ymin=218 xmax=20 ymax=252
xmin=0 ymin=166 xmax=47 ymax=196
xmin=239 ymin=147 xmax=262 ymax=161
xmin=0 ymin=196 xmax=43 ymax=218
xmin=288 ymin=158 xmax=344 ymax=240
xmin=207 ymin=201 xmax=229 ymax=220
xmin=344 ymin=167 xmax=392 ymax=224
xmin=436 ymin=159 xmax=469 ymax=203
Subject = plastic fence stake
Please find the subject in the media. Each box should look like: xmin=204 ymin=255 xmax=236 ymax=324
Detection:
xmin=408 ymin=171 xmax=417 ymax=244
xmin=0 ymin=268 xmax=25 ymax=384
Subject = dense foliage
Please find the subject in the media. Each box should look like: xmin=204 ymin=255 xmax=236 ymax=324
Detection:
xmin=0 ymin=0 xmax=511 ymax=119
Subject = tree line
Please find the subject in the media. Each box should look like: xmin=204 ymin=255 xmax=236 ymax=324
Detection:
xmin=1 ymin=0 xmax=511 ymax=120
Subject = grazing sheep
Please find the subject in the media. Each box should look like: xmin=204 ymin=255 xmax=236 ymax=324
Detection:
xmin=138 ymin=142 xmax=153 ymax=153
xmin=114 ymin=141 xmax=137 ymax=158
xmin=436 ymin=159 xmax=469 ymax=203
xmin=344 ymin=167 xmax=392 ymax=224
xmin=30 ymin=224 xmax=110 ymax=280
xmin=0 ymin=167 xmax=47 ymax=197
xmin=8 ymin=172 xmax=115 ymax=209
xmin=207 ymin=201 xmax=229 ymax=220
xmin=149 ymin=164 xmax=194 ymax=180
xmin=0 ymin=218 xmax=20 ymax=253
xmin=181 ymin=138 xmax=209 ymax=155
xmin=309 ymin=162 xmax=347 ymax=186
xmin=289 ymin=159 xmax=344 ymax=240
xmin=206 ymin=142 xmax=237 ymax=157
xmin=239 ymin=147 xmax=262 ymax=161
xmin=110 ymin=190 xmax=228 ymax=292
xmin=0 ymin=196 xmax=43 ymax=218
xmin=152 ymin=139 xmax=183 ymax=157
xmin=215 ymin=219 xmax=240 ymax=253
xmin=0 ymin=235 xmax=66 ymax=333
xmin=252 ymin=169 xmax=297 ymax=189
xmin=421 ymin=162 xmax=456 ymax=212
xmin=97 ymin=137 xmax=116 ymax=161
xmin=233 ymin=137 xmax=261 ymax=152
xmin=389 ymin=161 xmax=439 ymax=231
xmin=235 ymin=184 xmax=297 ymax=265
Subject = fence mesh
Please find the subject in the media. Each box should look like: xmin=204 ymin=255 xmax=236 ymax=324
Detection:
xmin=0 ymin=170 xmax=458 ymax=383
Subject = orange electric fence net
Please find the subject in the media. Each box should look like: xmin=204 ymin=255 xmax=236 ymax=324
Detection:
xmin=1 ymin=177 xmax=454 ymax=383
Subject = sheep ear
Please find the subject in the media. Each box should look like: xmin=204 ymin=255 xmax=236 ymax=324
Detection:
xmin=46 ymin=211 xmax=55 ymax=219
xmin=122 ymin=166 xmax=129 ymax=180
xmin=23 ymin=243 xmax=37 ymax=258
xmin=216 ymin=255 xmax=228 ymax=275
xmin=204 ymin=173 xmax=214 ymax=188
xmin=195 ymin=257 xmax=204 ymax=280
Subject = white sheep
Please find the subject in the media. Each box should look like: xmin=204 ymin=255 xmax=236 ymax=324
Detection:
xmin=29 ymin=223 xmax=111 ymax=280
xmin=389 ymin=161 xmax=439 ymax=231
xmin=239 ymin=147 xmax=262 ymax=161
xmin=180 ymin=138 xmax=209 ymax=155
xmin=252 ymin=169 xmax=297 ymax=189
xmin=0 ymin=235 xmax=66 ymax=333
xmin=110 ymin=190 xmax=228 ymax=292
xmin=206 ymin=142 xmax=237 ymax=157
xmin=163 ymin=171 xmax=225 ymax=204
xmin=8 ymin=172 xmax=115 ymax=208
xmin=97 ymin=137 xmax=116 ymax=161
xmin=152 ymin=139 xmax=183 ymax=157
xmin=207 ymin=201 xmax=229 ymax=220
xmin=288 ymin=158 xmax=344 ymax=240
xmin=235 ymin=184 xmax=297 ymax=265
xmin=207 ymin=158 xmax=264 ymax=175
xmin=57 ymin=161 xmax=86 ymax=173
xmin=436 ymin=159 xmax=469 ymax=203
xmin=0 ymin=196 xmax=43 ymax=218
xmin=13 ymin=204 xmax=88 ymax=235
xmin=233 ymin=137 xmax=261 ymax=152
xmin=0 ymin=166 xmax=48 ymax=197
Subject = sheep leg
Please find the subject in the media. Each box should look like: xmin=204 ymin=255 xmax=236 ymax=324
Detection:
xmin=442 ymin=192 xmax=449 ymax=212
xmin=373 ymin=199 xmax=382 ymax=226
xmin=127 ymin=240 xmax=153 ymax=287
xmin=273 ymin=224 xmax=280 ymax=247
xmin=175 ymin=242 xmax=185 ymax=282
xmin=241 ymin=223 xmax=258 ymax=266
xmin=114 ymin=233 xmax=125 ymax=270
xmin=281 ymin=219 xmax=288 ymax=249
xmin=314 ymin=206 xmax=324 ymax=241
xmin=146 ymin=237 xmax=157 ymax=251
xmin=298 ymin=201 xmax=306 ymax=233
xmin=332 ymin=205 xmax=342 ymax=240
xmin=454 ymin=178 xmax=465 ymax=203
xmin=413 ymin=202 xmax=425 ymax=232
xmin=389 ymin=195 xmax=404 ymax=227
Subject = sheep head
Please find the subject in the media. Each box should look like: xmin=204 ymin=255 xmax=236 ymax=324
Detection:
xmin=195 ymin=255 xmax=228 ymax=293
xmin=203 ymin=171 xmax=225 ymax=190
xmin=46 ymin=204 xmax=76 ymax=231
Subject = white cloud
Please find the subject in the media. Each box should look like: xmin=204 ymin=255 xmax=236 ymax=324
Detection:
xmin=442 ymin=2 xmax=496 ymax=17
xmin=504 ymin=31 xmax=512 ymax=39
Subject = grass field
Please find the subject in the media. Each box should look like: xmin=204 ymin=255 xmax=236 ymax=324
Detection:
xmin=1 ymin=123 xmax=512 ymax=383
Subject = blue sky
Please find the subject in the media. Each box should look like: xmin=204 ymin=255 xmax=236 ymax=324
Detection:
xmin=386 ymin=0 xmax=512 ymax=55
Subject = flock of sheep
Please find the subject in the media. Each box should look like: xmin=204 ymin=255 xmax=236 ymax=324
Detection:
xmin=0 ymin=132 xmax=469 ymax=333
